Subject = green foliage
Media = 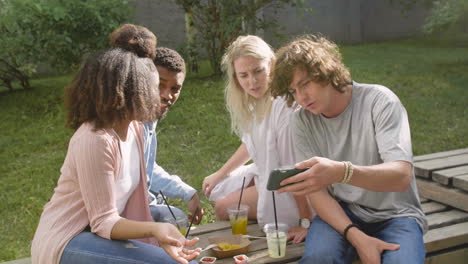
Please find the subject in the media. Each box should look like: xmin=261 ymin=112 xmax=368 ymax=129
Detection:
xmin=1 ymin=36 xmax=468 ymax=261
xmin=0 ymin=0 xmax=133 ymax=91
xmin=174 ymin=0 xmax=305 ymax=75
xmin=423 ymin=0 xmax=468 ymax=34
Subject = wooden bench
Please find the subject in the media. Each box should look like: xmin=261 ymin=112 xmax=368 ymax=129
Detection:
xmin=191 ymin=149 xmax=468 ymax=263
xmin=2 ymin=149 xmax=468 ymax=264
xmin=192 ymin=197 xmax=468 ymax=263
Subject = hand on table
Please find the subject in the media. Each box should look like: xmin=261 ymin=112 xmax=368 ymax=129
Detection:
xmin=287 ymin=225 xmax=308 ymax=244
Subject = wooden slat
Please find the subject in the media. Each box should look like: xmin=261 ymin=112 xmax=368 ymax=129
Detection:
xmin=422 ymin=202 xmax=449 ymax=215
xmin=427 ymin=210 xmax=468 ymax=229
xmin=190 ymin=220 xmax=256 ymax=236
xmin=244 ymin=243 xmax=303 ymax=264
xmin=425 ymin=246 xmax=468 ymax=264
xmin=453 ymin=174 xmax=468 ymax=192
xmin=0 ymin=258 xmax=31 ymax=264
xmin=420 ymin=197 xmax=429 ymax=203
xmin=433 ymin=165 xmax=468 ymax=186
xmin=190 ymin=221 xmax=230 ymax=236
xmin=417 ymin=178 xmax=468 ymax=212
xmin=414 ymin=148 xmax=468 ymax=162
xmin=423 ymin=222 xmax=468 ymax=252
xmin=414 ymin=154 xmax=468 ymax=178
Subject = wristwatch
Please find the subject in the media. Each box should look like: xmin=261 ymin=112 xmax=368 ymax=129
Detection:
xmin=299 ymin=218 xmax=311 ymax=229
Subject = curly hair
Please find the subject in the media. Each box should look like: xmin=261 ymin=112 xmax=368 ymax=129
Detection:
xmin=109 ymin=24 xmax=157 ymax=60
xmin=221 ymin=35 xmax=275 ymax=136
xmin=271 ymin=35 xmax=352 ymax=106
xmin=65 ymin=24 xmax=160 ymax=130
xmin=154 ymin=47 xmax=186 ymax=73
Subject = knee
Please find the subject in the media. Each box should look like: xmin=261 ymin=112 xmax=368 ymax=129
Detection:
xmin=382 ymin=247 xmax=425 ymax=264
xmin=214 ymin=200 xmax=229 ymax=220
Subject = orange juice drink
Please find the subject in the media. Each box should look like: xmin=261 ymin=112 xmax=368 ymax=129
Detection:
xmin=227 ymin=205 xmax=249 ymax=235
xmin=230 ymin=216 xmax=248 ymax=235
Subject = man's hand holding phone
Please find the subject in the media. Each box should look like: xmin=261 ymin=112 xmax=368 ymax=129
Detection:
xmin=276 ymin=157 xmax=346 ymax=196
xmin=267 ymin=167 xmax=307 ymax=191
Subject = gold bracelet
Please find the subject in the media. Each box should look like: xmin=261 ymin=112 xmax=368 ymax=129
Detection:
xmin=343 ymin=161 xmax=354 ymax=184
xmin=347 ymin=162 xmax=354 ymax=183
xmin=341 ymin=161 xmax=349 ymax=184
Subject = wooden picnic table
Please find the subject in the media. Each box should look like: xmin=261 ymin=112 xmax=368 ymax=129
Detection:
xmin=189 ymin=198 xmax=468 ymax=263
xmin=189 ymin=148 xmax=468 ymax=264
xmin=2 ymin=149 xmax=467 ymax=264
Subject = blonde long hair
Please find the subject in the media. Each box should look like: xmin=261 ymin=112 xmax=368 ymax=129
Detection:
xmin=221 ymin=35 xmax=275 ymax=136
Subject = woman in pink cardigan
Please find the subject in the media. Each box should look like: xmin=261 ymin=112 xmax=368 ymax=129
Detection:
xmin=31 ymin=24 xmax=200 ymax=264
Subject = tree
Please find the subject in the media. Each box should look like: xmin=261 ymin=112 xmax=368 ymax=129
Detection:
xmin=174 ymin=0 xmax=304 ymax=75
xmin=389 ymin=0 xmax=467 ymax=35
xmin=0 ymin=0 xmax=132 ymax=91
xmin=423 ymin=0 xmax=468 ymax=34
xmin=176 ymin=0 xmax=199 ymax=73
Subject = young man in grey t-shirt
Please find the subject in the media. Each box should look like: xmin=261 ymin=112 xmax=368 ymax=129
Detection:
xmin=270 ymin=35 xmax=427 ymax=263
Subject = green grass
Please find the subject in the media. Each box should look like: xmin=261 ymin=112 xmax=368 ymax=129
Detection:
xmin=1 ymin=36 xmax=467 ymax=261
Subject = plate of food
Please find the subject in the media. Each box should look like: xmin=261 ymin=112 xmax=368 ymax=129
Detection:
xmin=207 ymin=234 xmax=251 ymax=258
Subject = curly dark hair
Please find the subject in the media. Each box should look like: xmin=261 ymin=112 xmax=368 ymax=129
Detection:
xmin=154 ymin=47 xmax=186 ymax=73
xmin=65 ymin=24 xmax=160 ymax=130
xmin=109 ymin=24 xmax=157 ymax=60
xmin=271 ymin=34 xmax=351 ymax=106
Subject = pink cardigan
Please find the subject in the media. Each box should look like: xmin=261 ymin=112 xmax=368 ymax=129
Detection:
xmin=31 ymin=121 xmax=157 ymax=264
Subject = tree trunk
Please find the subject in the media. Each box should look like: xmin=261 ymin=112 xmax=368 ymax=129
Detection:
xmin=184 ymin=5 xmax=199 ymax=73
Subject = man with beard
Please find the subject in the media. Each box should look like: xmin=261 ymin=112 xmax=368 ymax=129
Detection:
xmin=144 ymin=47 xmax=204 ymax=225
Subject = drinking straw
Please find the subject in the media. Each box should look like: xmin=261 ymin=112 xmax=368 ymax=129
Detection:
xmin=235 ymin=176 xmax=247 ymax=220
xmin=272 ymin=191 xmax=281 ymax=257
xmin=185 ymin=207 xmax=199 ymax=238
xmin=159 ymin=190 xmax=180 ymax=229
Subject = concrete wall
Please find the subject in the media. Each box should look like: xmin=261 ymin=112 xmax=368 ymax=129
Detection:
xmin=132 ymin=0 xmax=432 ymax=50
xmin=262 ymin=0 xmax=431 ymax=46
xmin=132 ymin=0 xmax=186 ymax=49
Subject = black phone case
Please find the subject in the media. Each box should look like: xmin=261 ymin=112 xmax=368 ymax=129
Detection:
xmin=267 ymin=168 xmax=307 ymax=191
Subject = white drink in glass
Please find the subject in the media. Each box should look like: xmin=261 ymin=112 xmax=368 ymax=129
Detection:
xmin=266 ymin=231 xmax=287 ymax=258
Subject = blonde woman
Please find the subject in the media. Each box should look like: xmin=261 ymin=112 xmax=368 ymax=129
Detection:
xmin=202 ymin=35 xmax=312 ymax=243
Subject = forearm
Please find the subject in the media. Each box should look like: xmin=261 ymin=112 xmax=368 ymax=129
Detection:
xmin=293 ymin=195 xmax=312 ymax=220
xmin=150 ymin=163 xmax=196 ymax=201
xmin=308 ymin=189 xmax=352 ymax=234
xmin=309 ymin=190 xmax=372 ymax=248
xmin=348 ymin=161 xmax=412 ymax=192
xmin=111 ymin=218 xmax=159 ymax=240
xmin=217 ymin=143 xmax=250 ymax=178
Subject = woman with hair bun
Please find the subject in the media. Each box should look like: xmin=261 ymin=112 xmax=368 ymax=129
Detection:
xmin=31 ymin=24 xmax=200 ymax=264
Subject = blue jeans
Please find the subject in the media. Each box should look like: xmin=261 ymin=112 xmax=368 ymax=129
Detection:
xmin=60 ymin=231 xmax=198 ymax=264
xmin=299 ymin=203 xmax=425 ymax=264
xmin=150 ymin=204 xmax=187 ymax=222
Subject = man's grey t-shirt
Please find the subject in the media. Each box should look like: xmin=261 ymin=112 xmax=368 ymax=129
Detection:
xmin=292 ymin=81 xmax=427 ymax=232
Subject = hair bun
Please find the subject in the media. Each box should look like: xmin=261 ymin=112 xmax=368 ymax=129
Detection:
xmin=109 ymin=24 xmax=157 ymax=59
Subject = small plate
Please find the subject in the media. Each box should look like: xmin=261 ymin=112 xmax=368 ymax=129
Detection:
xmin=207 ymin=234 xmax=251 ymax=258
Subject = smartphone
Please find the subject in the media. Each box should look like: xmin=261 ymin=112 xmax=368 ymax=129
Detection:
xmin=267 ymin=167 xmax=308 ymax=191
